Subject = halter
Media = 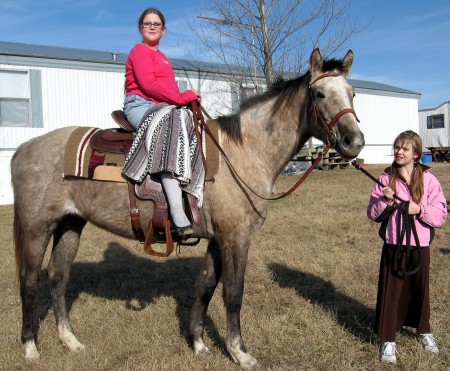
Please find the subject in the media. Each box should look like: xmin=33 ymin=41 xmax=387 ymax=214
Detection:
xmin=308 ymin=72 xmax=360 ymax=148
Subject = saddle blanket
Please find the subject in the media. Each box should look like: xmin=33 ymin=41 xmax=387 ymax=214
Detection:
xmin=63 ymin=127 xmax=127 ymax=182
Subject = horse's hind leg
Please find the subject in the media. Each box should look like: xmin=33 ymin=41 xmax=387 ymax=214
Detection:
xmin=19 ymin=234 xmax=52 ymax=360
xmin=47 ymin=215 xmax=86 ymax=353
xmin=189 ymin=238 xmax=222 ymax=355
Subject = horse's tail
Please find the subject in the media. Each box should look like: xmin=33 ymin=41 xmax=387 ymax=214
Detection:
xmin=13 ymin=201 xmax=24 ymax=288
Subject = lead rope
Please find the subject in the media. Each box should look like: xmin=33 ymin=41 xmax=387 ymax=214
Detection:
xmin=352 ymin=161 xmax=422 ymax=275
xmin=395 ymin=201 xmax=422 ymax=276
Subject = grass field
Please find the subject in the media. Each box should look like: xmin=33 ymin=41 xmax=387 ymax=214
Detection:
xmin=1 ymin=164 xmax=449 ymax=370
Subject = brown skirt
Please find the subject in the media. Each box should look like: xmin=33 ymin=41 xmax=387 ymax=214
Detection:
xmin=374 ymin=243 xmax=431 ymax=342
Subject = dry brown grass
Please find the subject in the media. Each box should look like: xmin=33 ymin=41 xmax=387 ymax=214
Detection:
xmin=1 ymin=164 xmax=449 ymax=370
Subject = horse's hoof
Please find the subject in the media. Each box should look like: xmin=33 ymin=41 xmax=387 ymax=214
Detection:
xmin=24 ymin=340 xmax=40 ymax=360
xmin=65 ymin=340 xmax=86 ymax=352
xmin=229 ymin=346 xmax=257 ymax=369
xmin=239 ymin=353 xmax=257 ymax=369
xmin=193 ymin=339 xmax=210 ymax=355
xmin=58 ymin=326 xmax=86 ymax=352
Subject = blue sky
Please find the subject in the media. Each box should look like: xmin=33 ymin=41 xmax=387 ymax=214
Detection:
xmin=0 ymin=0 xmax=448 ymax=109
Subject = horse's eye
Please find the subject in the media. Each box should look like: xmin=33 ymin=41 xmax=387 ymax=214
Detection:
xmin=316 ymin=91 xmax=325 ymax=99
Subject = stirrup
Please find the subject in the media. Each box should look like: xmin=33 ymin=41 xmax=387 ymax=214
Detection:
xmin=143 ymin=209 xmax=174 ymax=257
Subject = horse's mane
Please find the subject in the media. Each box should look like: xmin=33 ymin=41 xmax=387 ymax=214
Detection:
xmin=216 ymin=57 xmax=346 ymax=144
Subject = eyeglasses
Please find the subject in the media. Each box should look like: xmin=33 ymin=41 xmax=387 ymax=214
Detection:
xmin=142 ymin=22 xmax=163 ymax=29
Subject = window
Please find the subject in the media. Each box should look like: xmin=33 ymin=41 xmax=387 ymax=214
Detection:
xmin=0 ymin=69 xmax=43 ymax=127
xmin=176 ymin=80 xmax=188 ymax=92
xmin=231 ymin=83 xmax=264 ymax=112
xmin=240 ymin=84 xmax=257 ymax=102
xmin=426 ymin=114 xmax=445 ymax=129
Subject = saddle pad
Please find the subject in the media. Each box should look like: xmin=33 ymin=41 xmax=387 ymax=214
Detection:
xmin=93 ymin=165 xmax=126 ymax=182
xmin=63 ymin=127 xmax=126 ymax=182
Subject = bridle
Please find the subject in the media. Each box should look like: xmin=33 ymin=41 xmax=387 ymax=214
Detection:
xmin=191 ymin=71 xmax=360 ymax=201
xmin=308 ymin=72 xmax=360 ymax=149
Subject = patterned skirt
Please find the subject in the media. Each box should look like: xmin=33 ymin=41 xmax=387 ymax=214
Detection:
xmin=122 ymin=103 xmax=204 ymax=205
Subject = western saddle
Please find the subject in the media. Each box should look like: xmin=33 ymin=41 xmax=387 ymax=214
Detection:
xmin=90 ymin=109 xmax=207 ymax=257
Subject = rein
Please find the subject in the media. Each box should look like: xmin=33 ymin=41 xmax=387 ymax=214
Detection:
xmin=191 ymin=72 xmax=358 ymax=201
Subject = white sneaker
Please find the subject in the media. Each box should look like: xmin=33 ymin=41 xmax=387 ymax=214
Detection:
xmin=380 ymin=342 xmax=397 ymax=364
xmin=420 ymin=333 xmax=439 ymax=354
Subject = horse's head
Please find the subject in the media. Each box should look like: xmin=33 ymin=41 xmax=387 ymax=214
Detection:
xmin=308 ymin=49 xmax=365 ymax=159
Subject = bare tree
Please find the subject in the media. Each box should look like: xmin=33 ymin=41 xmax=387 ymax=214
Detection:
xmin=189 ymin=0 xmax=357 ymax=93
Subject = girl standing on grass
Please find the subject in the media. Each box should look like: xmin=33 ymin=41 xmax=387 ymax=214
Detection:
xmin=367 ymin=130 xmax=447 ymax=364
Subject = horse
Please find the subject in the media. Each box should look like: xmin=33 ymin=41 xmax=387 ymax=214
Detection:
xmin=11 ymin=48 xmax=364 ymax=369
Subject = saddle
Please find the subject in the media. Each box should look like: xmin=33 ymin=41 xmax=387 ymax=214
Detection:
xmin=90 ymin=112 xmax=135 ymax=153
xmin=89 ymin=110 xmax=210 ymax=257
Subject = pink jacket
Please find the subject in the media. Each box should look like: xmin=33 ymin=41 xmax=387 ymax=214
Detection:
xmin=125 ymin=43 xmax=198 ymax=105
xmin=367 ymin=166 xmax=447 ymax=247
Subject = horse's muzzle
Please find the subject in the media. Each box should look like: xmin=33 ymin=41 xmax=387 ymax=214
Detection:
xmin=335 ymin=131 xmax=365 ymax=160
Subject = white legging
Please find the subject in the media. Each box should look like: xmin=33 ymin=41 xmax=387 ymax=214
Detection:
xmin=160 ymin=172 xmax=190 ymax=228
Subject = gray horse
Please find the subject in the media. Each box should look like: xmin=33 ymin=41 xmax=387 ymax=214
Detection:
xmin=11 ymin=48 xmax=364 ymax=368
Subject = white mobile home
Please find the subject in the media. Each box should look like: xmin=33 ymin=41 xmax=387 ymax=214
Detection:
xmin=0 ymin=41 xmax=421 ymax=205
xmin=419 ymin=101 xmax=450 ymax=150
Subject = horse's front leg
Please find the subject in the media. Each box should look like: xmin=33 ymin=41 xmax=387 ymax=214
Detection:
xmin=221 ymin=234 xmax=257 ymax=369
xmin=189 ymin=238 xmax=222 ymax=355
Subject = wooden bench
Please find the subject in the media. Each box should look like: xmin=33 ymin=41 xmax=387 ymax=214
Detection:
xmin=427 ymin=147 xmax=450 ymax=162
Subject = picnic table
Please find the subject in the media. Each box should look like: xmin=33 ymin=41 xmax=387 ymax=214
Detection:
xmin=427 ymin=147 xmax=450 ymax=162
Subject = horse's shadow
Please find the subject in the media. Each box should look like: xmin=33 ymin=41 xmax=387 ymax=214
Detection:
xmin=36 ymin=242 xmax=226 ymax=353
xmin=268 ymin=262 xmax=377 ymax=344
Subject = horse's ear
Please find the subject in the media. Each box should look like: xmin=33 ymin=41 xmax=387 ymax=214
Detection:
xmin=309 ymin=48 xmax=323 ymax=78
xmin=341 ymin=50 xmax=354 ymax=76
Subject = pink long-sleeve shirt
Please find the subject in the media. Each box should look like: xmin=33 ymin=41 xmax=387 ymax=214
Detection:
xmin=125 ymin=43 xmax=198 ymax=105
xmin=367 ymin=166 xmax=447 ymax=247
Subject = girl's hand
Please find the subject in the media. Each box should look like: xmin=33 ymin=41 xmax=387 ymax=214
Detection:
xmin=408 ymin=201 xmax=422 ymax=215
xmin=191 ymin=90 xmax=201 ymax=101
xmin=382 ymin=186 xmax=395 ymax=202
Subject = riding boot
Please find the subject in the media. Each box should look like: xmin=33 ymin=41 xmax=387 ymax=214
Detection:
xmin=160 ymin=172 xmax=193 ymax=235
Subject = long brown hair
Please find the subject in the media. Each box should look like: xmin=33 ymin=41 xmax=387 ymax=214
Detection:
xmin=389 ymin=130 xmax=424 ymax=203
